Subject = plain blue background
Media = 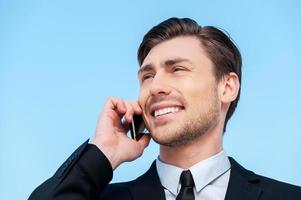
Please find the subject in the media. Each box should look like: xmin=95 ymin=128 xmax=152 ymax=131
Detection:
xmin=1 ymin=0 xmax=300 ymax=199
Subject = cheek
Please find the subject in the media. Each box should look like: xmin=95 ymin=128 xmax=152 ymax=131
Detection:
xmin=182 ymin=82 xmax=214 ymax=107
xmin=138 ymin=88 xmax=153 ymax=128
xmin=181 ymin=80 xmax=204 ymax=97
xmin=138 ymin=87 xmax=148 ymax=109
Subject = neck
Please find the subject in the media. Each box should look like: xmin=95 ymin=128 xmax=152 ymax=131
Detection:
xmin=159 ymin=123 xmax=223 ymax=169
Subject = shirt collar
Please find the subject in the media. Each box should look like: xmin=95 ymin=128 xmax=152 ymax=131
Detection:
xmin=156 ymin=150 xmax=230 ymax=195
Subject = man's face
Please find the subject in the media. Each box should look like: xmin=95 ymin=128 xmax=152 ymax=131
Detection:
xmin=138 ymin=36 xmax=221 ymax=146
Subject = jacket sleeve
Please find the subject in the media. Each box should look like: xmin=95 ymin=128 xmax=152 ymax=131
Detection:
xmin=28 ymin=140 xmax=113 ymax=200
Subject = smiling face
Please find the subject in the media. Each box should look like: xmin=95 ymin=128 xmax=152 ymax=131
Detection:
xmin=138 ymin=36 xmax=222 ymax=146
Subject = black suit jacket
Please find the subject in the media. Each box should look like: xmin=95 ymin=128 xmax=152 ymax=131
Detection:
xmin=29 ymin=141 xmax=301 ymax=200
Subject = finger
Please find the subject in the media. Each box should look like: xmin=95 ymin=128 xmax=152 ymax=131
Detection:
xmin=115 ymin=99 xmax=127 ymax=116
xmin=106 ymin=97 xmax=126 ymax=115
xmin=124 ymin=101 xmax=135 ymax=123
xmin=120 ymin=116 xmax=130 ymax=132
xmin=129 ymin=101 xmax=142 ymax=115
xmin=122 ymin=120 xmax=130 ymax=132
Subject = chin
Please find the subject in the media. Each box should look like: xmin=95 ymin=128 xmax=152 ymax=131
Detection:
xmin=149 ymin=126 xmax=184 ymax=146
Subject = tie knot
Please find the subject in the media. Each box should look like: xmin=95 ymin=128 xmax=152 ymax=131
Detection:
xmin=179 ymin=170 xmax=195 ymax=187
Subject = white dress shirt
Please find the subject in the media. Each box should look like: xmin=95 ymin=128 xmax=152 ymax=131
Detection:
xmin=156 ymin=150 xmax=231 ymax=200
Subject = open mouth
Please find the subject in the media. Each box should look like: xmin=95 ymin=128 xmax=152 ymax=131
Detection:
xmin=151 ymin=106 xmax=184 ymax=118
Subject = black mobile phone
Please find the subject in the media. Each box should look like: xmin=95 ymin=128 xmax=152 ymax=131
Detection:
xmin=129 ymin=114 xmax=149 ymax=141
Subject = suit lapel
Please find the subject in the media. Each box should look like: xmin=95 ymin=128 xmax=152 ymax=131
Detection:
xmin=129 ymin=161 xmax=166 ymax=200
xmin=225 ymin=157 xmax=262 ymax=200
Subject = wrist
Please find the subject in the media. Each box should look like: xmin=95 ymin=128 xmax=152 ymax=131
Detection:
xmin=91 ymin=138 xmax=121 ymax=170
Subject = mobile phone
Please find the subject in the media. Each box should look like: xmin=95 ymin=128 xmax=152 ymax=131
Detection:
xmin=129 ymin=114 xmax=149 ymax=141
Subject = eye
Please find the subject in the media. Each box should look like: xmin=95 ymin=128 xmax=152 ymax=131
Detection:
xmin=141 ymin=73 xmax=154 ymax=82
xmin=173 ymin=66 xmax=185 ymax=72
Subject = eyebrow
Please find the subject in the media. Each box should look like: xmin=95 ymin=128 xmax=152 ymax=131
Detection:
xmin=137 ymin=57 xmax=192 ymax=76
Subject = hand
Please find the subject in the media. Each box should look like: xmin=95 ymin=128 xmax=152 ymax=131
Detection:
xmin=91 ymin=97 xmax=151 ymax=170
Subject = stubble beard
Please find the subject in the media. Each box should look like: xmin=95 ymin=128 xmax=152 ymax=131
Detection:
xmin=150 ymin=92 xmax=220 ymax=147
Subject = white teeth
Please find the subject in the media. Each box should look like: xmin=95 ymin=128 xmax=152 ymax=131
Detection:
xmin=154 ymin=107 xmax=180 ymax=117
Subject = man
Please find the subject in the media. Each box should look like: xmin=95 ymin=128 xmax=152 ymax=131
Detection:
xmin=29 ymin=17 xmax=301 ymax=200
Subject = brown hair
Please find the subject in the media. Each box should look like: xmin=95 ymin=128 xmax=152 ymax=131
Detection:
xmin=137 ymin=17 xmax=242 ymax=133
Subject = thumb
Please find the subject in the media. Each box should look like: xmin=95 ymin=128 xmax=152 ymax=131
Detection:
xmin=137 ymin=134 xmax=151 ymax=150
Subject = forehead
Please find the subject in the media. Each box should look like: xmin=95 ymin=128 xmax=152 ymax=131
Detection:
xmin=141 ymin=36 xmax=211 ymax=67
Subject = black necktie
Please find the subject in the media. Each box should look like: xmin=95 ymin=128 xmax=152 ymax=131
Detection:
xmin=176 ymin=170 xmax=195 ymax=200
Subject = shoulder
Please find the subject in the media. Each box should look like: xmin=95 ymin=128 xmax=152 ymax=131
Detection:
xmin=256 ymin=173 xmax=301 ymax=198
xmin=228 ymin=157 xmax=301 ymax=199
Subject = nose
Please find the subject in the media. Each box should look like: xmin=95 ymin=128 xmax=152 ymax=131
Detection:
xmin=149 ymin=73 xmax=171 ymax=96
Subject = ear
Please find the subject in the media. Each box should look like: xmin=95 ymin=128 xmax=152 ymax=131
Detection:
xmin=219 ymin=72 xmax=240 ymax=104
